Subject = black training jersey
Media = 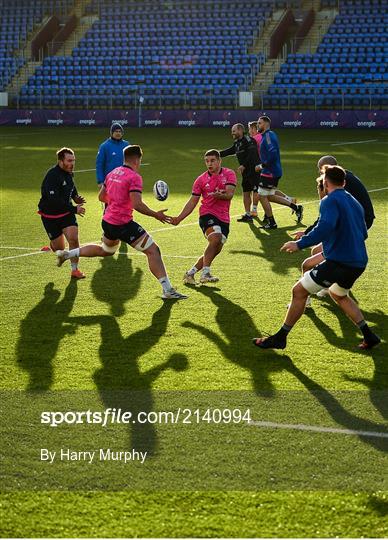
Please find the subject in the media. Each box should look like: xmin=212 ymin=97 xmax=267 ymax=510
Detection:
xmin=305 ymin=169 xmax=375 ymax=233
xmin=344 ymin=170 xmax=375 ymax=229
xmin=38 ymin=164 xmax=79 ymax=216
xmin=220 ymin=135 xmax=260 ymax=179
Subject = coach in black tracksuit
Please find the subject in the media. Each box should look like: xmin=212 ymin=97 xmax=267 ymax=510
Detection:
xmin=38 ymin=147 xmax=86 ymax=279
xmin=219 ymin=123 xmax=260 ymax=222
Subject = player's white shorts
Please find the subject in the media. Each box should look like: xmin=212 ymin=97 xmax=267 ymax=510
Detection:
xmin=258 ymin=186 xmax=276 ymax=196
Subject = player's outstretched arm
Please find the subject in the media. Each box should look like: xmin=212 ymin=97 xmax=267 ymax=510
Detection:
xmin=170 ymin=195 xmax=200 ymax=226
xmin=130 ymin=192 xmax=171 ymax=223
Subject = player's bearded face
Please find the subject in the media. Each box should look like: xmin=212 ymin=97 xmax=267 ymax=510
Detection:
xmin=60 ymin=155 xmax=75 ymax=173
xmin=257 ymin=121 xmax=265 ymax=133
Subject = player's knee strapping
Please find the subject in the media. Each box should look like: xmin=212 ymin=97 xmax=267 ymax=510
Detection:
xmin=134 ymin=234 xmax=154 ymax=252
xmin=328 ymin=283 xmax=349 ymax=297
xmin=101 ymin=242 xmax=119 ymax=254
xmin=205 ymin=226 xmax=226 ymax=244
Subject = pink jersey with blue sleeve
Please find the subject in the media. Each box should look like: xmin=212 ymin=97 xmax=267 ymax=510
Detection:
xmin=103 ymin=165 xmax=143 ymax=225
xmin=192 ymin=167 xmax=237 ymax=223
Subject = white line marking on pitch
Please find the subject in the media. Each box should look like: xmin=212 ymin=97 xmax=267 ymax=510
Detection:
xmin=331 ymin=139 xmax=378 ymax=146
xmin=0 ymin=246 xmax=38 ymax=250
xmin=0 ymin=248 xmax=199 ymax=262
xmin=249 ymin=420 xmax=388 ymax=439
xmin=295 ymin=139 xmax=381 ymax=145
xmin=0 ymin=251 xmax=47 ymax=261
xmin=367 ymin=186 xmax=388 ymax=193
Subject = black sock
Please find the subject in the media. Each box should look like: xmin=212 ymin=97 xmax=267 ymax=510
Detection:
xmin=275 ymin=324 xmax=293 ymax=340
xmin=269 ymin=215 xmax=276 ymax=224
xmin=290 ymin=202 xmax=297 ymax=211
xmin=357 ymin=320 xmax=374 ymax=340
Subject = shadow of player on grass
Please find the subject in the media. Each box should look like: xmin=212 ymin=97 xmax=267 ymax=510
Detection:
xmin=16 ymin=280 xmax=78 ymax=391
xmin=90 ymin=242 xmax=143 ymax=316
xmin=71 ymin=301 xmax=188 ymax=456
xmin=230 ymin=221 xmax=302 ymax=276
xmin=282 ymin=356 xmax=388 ymax=454
xmin=181 ymin=286 xmax=288 ymax=396
xmin=305 ymin=299 xmax=387 ymax=422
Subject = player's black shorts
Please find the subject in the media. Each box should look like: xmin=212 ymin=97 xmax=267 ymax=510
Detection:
xmin=199 ymin=214 xmax=230 ymax=239
xmin=242 ymin=174 xmax=261 ymax=193
xmin=102 ymin=219 xmax=146 ymax=245
xmin=310 ymin=259 xmax=365 ymax=290
xmin=41 ymin=213 xmax=77 ymax=240
xmin=259 ymin=175 xmax=281 ymax=189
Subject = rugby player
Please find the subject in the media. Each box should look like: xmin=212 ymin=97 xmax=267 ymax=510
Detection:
xmin=38 ymin=147 xmax=86 ymax=279
xmin=248 ymin=120 xmax=298 ymax=219
xmin=170 ymin=149 xmax=236 ymax=285
xmin=56 ymin=145 xmax=187 ymax=300
xmin=255 ymin=116 xmax=303 ymax=229
xmin=219 ymin=123 xmax=260 ymax=223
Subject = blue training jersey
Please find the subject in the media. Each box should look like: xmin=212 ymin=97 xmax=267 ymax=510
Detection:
xmin=259 ymin=129 xmax=282 ymax=179
xmin=297 ymin=189 xmax=368 ymax=268
xmin=96 ymin=137 xmax=130 ymax=184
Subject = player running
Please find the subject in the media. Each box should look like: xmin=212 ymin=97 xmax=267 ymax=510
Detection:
xmin=248 ymin=120 xmax=298 ymax=220
xmin=170 ymin=149 xmax=236 ymax=285
xmin=38 ymin=147 xmax=86 ymax=279
xmin=255 ymin=116 xmax=303 ymax=229
xmin=293 ymin=155 xmax=376 ymax=306
xmin=253 ymin=166 xmax=380 ymax=351
xmin=56 ymin=145 xmax=187 ymax=300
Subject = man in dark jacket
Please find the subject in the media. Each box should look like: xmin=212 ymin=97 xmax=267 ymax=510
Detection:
xmin=219 ymin=123 xmax=261 ymax=223
xmin=38 ymin=147 xmax=86 ymax=279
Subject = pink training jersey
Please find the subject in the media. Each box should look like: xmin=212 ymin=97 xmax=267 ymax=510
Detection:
xmin=192 ymin=167 xmax=237 ymax=223
xmin=103 ymin=165 xmax=143 ymax=225
xmin=253 ymin=132 xmax=262 ymax=159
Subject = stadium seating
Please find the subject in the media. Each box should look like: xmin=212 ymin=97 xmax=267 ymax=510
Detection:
xmin=0 ymin=0 xmax=75 ymax=90
xmin=264 ymin=0 xmax=388 ymax=109
xmin=4 ymin=0 xmax=387 ymax=110
xmin=18 ymin=0 xmax=268 ymax=108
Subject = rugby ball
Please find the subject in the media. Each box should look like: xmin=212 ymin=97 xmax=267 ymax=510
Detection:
xmin=153 ymin=180 xmax=169 ymax=201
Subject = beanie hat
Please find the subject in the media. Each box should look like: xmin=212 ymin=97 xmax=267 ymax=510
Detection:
xmin=110 ymin=122 xmax=124 ymax=135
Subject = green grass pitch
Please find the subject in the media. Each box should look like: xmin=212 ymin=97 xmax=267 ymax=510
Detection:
xmin=0 ymin=126 xmax=387 ymax=537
